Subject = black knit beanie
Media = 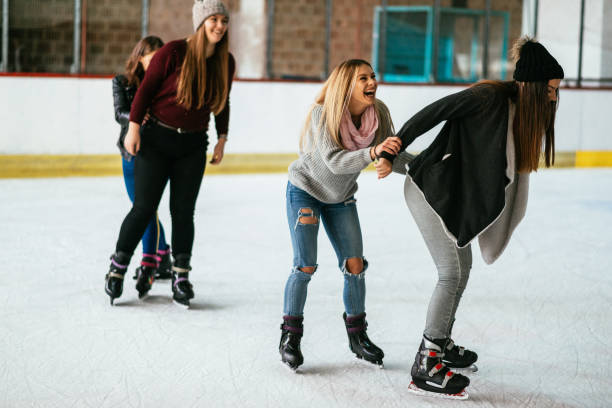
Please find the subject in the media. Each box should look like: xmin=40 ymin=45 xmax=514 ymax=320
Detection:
xmin=513 ymin=40 xmax=564 ymax=82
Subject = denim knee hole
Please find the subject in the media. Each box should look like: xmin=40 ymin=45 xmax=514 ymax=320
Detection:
xmin=292 ymin=265 xmax=318 ymax=275
xmin=294 ymin=208 xmax=318 ymax=230
xmin=341 ymin=257 xmax=368 ymax=277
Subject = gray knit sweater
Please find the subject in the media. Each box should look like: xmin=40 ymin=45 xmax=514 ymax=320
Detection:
xmin=288 ymin=103 xmax=412 ymax=203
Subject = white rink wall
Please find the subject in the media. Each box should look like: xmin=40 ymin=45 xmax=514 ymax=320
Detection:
xmin=0 ymin=76 xmax=611 ymax=155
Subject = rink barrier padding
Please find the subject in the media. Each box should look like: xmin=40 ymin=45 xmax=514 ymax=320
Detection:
xmin=0 ymin=151 xmax=603 ymax=179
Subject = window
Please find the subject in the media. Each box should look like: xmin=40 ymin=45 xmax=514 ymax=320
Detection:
xmin=373 ymin=6 xmax=509 ymax=83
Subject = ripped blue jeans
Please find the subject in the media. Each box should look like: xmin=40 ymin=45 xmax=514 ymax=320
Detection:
xmin=283 ymin=181 xmax=368 ymax=317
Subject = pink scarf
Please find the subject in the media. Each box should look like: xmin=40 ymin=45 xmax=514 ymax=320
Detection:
xmin=339 ymin=105 xmax=379 ymax=151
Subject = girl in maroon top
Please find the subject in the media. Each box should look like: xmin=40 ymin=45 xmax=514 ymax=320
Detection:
xmin=105 ymin=0 xmax=235 ymax=308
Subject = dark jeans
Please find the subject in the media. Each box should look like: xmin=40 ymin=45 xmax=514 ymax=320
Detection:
xmin=115 ymin=121 xmax=208 ymax=258
xmin=122 ymin=156 xmax=169 ymax=255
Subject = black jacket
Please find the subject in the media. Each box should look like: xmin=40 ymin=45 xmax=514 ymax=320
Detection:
xmin=112 ymin=75 xmax=137 ymax=160
xmin=383 ymin=84 xmax=514 ymax=247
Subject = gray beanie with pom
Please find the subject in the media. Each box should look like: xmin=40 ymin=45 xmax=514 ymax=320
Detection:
xmin=192 ymin=0 xmax=229 ymax=32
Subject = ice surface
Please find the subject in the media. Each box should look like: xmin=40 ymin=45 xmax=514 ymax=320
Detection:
xmin=1 ymin=169 xmax=611 ymax=407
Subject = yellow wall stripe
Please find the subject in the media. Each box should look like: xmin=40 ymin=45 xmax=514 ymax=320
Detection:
xmin=575 ymin=151 xmax=612 ymax=167
xmin=0 ymin=151 xmax=608 ymax=179
xmin=0 ymin=153 xmax=299 ymax=179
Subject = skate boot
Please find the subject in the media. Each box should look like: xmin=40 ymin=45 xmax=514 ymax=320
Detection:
xmin=408 ymin=336 xmax=470 ymax=400
xmin=104 ymin=252 xmax=130 ymax=306
xmin=155 ymin=248 xmax=172 ymax=280
xmin=171 ymin=254 xmax=194 ymax=308
xmin=134 ymin=254 xmax=157 ymax=299
xmin=442 ymin=338 xmax=478 ymax=372
xmin=279 ymin=315 xmax=304 ymax=371
xmin=343 ymin=312 xmax=384 ymax=367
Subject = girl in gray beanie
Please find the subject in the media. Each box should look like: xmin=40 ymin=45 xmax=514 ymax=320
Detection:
xmin=105 ymin=0 xmax=235 ymax=309
xmin=192 ymin=0 xmax=229 ymax=32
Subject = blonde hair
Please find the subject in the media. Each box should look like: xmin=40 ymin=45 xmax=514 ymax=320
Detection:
xmin=176 ymin=23 xmax=230 ymax=114
xmin=299 ymin=59 xmax=394 ymax=152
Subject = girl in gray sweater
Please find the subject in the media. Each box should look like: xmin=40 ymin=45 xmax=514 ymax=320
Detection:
xmin=279 ymin=59 xmax=410 ymax=371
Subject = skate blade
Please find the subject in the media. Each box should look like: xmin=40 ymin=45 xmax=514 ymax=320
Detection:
xmin=353 ymin=354 xmax=384 ymax=369
xmin=407 ymin=381 xmax=469 ymax=400
xmin=449 ymin=364 xmax=478 ymax=373
xmin=138 ymin=293 xmax=150 ymax=301
xmin=280 ymin=360 xmax=301 ymax=373
xmin=173 ymin=299 xmax=190 ymax=309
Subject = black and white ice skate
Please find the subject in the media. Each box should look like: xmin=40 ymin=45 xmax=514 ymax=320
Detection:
xmin=442 ymin=338 xmax=478 ymax=372
xmin=171 ymin=267 xmax=194 ymax=309
xmin=343 ymin=313 xmax=384 ymax=367
xmin=279 ymin=316 xmax=304 ymax=371
xmin=408 ymin=336 xmax=470 ymax=400
xmin=104 ymin=252 xmax=130 ymax=306
xmin=156 ymin=251 xmax=172 ymax=280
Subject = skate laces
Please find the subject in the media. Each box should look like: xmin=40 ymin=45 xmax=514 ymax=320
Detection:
xmin=172 ymin=265 xmax=192 ymax=284
xmin=282 ymin=324 xmax=303 ymax=334
xmin=141 ymin=253 xmax=160 ymax=269
xmin=420 ymin=347 xmax=456 ymax=382
xmin=425 ymin=357 xmax=456 ymax=388
xmin=108 ymin=256 xmax=128 ymax=279
xmin=282 ymin=316 xmax=304 ymax=334
xmin=427 ymin=365 xmax=455 ymax=388
xmin=420 ymin=348 xmax=445 ymax=359
xmin=110 ymin=257 xmax=128 ymax=270
xmin=173 ymin=276 xmax=190 ymax=288
xmin=344 ymin=313 xmax=368 ymax=333
xmin=446 ymin=339 xmax=465 ymax=356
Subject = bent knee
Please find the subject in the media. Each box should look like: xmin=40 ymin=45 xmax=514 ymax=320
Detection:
xmin=298 ymin=266 xmax=316 ymax=274
xmin=345 ymin=257 xmax=364 ymax=275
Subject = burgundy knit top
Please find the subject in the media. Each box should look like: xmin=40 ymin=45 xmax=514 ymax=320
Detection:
xmin=129 ymin=39 xmax=235 ymax=135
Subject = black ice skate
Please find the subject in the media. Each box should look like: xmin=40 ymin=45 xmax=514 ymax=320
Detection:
xmin=133 ymin=255 xmax=157 ymax=299
xmin=104 ymin=252 xmax=130 ymax=306
xmin=279 ymin=316 xmax=304 ymax=371
xmin=343 ymin=312 xmax=384 ymax=367
xmin=171 ymin=254 xmax=194 ymax=308
xmin=442 ymin=338 xmax=478 ymax=372
xmin=408 ymin=336 xmax=470 ymax=400
xmin=155 ymin=249 xmax=172 ymax=280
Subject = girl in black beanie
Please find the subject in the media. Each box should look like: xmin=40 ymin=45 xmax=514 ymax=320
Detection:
xmin=376 ymin=37 xmax=563 ymax=400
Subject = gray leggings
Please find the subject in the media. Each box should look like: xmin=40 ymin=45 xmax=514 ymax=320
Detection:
xmin=404 ymin=178 xmax=472 ymax=340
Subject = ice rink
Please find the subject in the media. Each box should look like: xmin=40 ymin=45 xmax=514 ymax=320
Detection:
xmin=1 ymin=169 xmax=611 ymax=407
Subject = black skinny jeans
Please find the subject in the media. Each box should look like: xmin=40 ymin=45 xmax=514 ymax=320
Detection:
xmin=115 ymin=121 xmax=208 ymax=258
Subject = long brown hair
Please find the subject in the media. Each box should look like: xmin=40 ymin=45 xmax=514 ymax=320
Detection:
xmin=176 ymin=24 xmax=230 ymax=114
xmin=124 ymin=36 xmax=164 ymax=87
xmin=475 ymin=79 xmax=557 ymax=173
xmin=299 ymin=59 xmax=393 ymax=152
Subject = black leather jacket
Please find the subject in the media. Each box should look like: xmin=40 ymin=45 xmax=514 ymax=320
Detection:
xmin=112 ymin=75 xmax=137 ymax=160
